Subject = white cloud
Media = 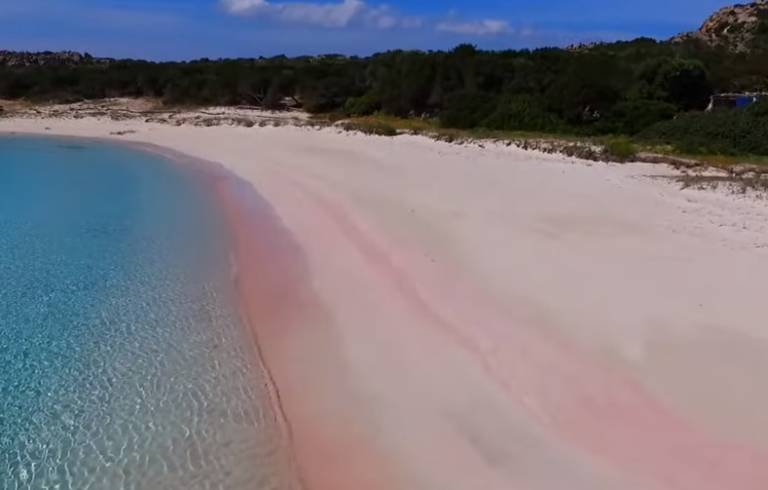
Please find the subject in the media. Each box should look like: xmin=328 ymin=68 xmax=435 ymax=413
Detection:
xmin=436 ymin=19 xmax=511 ymax=36
xmin=221 ymin=0 xmax=419 ymax=29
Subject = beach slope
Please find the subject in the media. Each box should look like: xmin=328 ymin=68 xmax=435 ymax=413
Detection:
xmin=3 ymin=115 xmax=768 ymax=490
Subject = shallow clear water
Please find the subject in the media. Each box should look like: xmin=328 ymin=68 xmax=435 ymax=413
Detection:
xmin=0 ymin=137 xmax=288 ymax=489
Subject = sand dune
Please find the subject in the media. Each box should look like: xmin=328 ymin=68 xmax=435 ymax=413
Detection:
xmin=2 ymin=116 xmax=768 ymax=489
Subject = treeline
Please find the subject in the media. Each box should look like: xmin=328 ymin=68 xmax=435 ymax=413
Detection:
xmin=2 ymin=39 xmax=768 ymax=150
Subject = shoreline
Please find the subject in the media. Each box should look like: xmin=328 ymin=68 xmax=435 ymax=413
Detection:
xmin=3 ymin=117 xmax=768 ymax=489
xmin=1 ymin=130 xmax=401 ymax=490
xmin=130 ymin=141 xmax=311 ymax=490
xmin=4 ymin=98 xmax=768 ymax=185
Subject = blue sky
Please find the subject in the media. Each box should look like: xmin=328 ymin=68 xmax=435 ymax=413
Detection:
xmin=0 ymin=0 xmax=737 ymax=59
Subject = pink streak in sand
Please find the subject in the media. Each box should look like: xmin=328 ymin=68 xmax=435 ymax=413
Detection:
xmin=210 ymin=173 xmax=400 ymax=490
xmin=298 ymin=179 xmax=768 ymax=490
xmin=122 ymin=141 xmax=399 ymax=490
xmin=204 ymin=161 xmax=768 ymax=490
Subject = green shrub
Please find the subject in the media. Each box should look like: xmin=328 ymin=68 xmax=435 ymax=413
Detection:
xmin=341 ymin=120 xmax=398 ymax=136
xmin=344 ymin=92 xmax=381 ymax=116
xmin=482 ymin=94 xmax=562 ymax=132
xmin=639 ymin=105 xmax=768 ymax=155
xmin=603 ymin=136 xmax=638 ymax=161
xmin=655 ymin=59 xmax=712 ymax=111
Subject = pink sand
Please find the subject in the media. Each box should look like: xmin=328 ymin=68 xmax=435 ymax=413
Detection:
xmin=5 ymin=117 xmax=768 ymax=489
xmin=215 ymin=159 xmax=768 ymax=490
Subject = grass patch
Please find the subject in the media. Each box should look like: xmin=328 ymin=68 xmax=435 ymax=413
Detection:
xmin=671 ymin=175 xmax=768 ymax=195
xmin=340 ymin=119 xmax=398 ymax=136
xmin=326 ymin=113 xmax=767 ymax=171
xmin=326 ymin=113 xmax=588 ymax=142
xmin=345 ymin=114 xmax=437 ymax=133
xmin=639 ymin=143 xmax=768 ymax=168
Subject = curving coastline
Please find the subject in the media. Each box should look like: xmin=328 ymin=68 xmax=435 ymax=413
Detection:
xmin=0 ymin=134 xmax=293 ymax=488
xmin=3 ymin=115 xmax=768 ymax=489
xmin=123 ymin=142 xmax=312 ymax=490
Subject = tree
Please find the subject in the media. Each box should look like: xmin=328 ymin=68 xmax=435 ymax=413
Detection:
xmin=656 ymin=59 xmax=712 ymax=110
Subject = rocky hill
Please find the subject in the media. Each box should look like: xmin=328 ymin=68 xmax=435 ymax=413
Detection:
xmin=673 ymin=0 xmax=768 ymax=52
xmin=0 ymin=51 xmax=108 ymax=67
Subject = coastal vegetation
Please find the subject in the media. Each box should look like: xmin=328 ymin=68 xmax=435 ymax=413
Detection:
xmin=2 ymin=3 xmax=768 ymax=159
xmin=638 ymin=99 xmax=768 ymax=155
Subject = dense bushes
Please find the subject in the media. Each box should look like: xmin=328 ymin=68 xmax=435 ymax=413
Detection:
xmin=635 ymin=58 xmax=712 ymax=110
xmin=599 ymin=99 xmax=677 ymax=135
xmin=602 ymin=136 xmax=638 ymax=161
xmin=340 ymin=120 xmax=398 ymax=136
xmin=483 ymin=94 xmax=562 ymax=132
xmin=438 ymin=91 xmax=496 ymax=129
xmin=748 ymin=97 xmax=768 ymax=117
xmin=344 ymin=93 xmax=381 ymax=116
xmin=639 ymin=100 xmax=768 ymax=154
xmin=4 ymin=36 xmax=768 ymax=153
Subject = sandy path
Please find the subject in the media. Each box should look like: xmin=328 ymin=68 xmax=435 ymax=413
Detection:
xmin=2 ymin=118 xmax=768 ymax=489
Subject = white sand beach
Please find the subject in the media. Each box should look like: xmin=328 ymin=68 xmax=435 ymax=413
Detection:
xmin=2 ymin=113 xmax=768 ymax=489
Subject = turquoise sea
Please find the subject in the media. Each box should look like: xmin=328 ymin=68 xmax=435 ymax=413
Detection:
xmin=0 ymin=137 xmax=287 ymax=489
